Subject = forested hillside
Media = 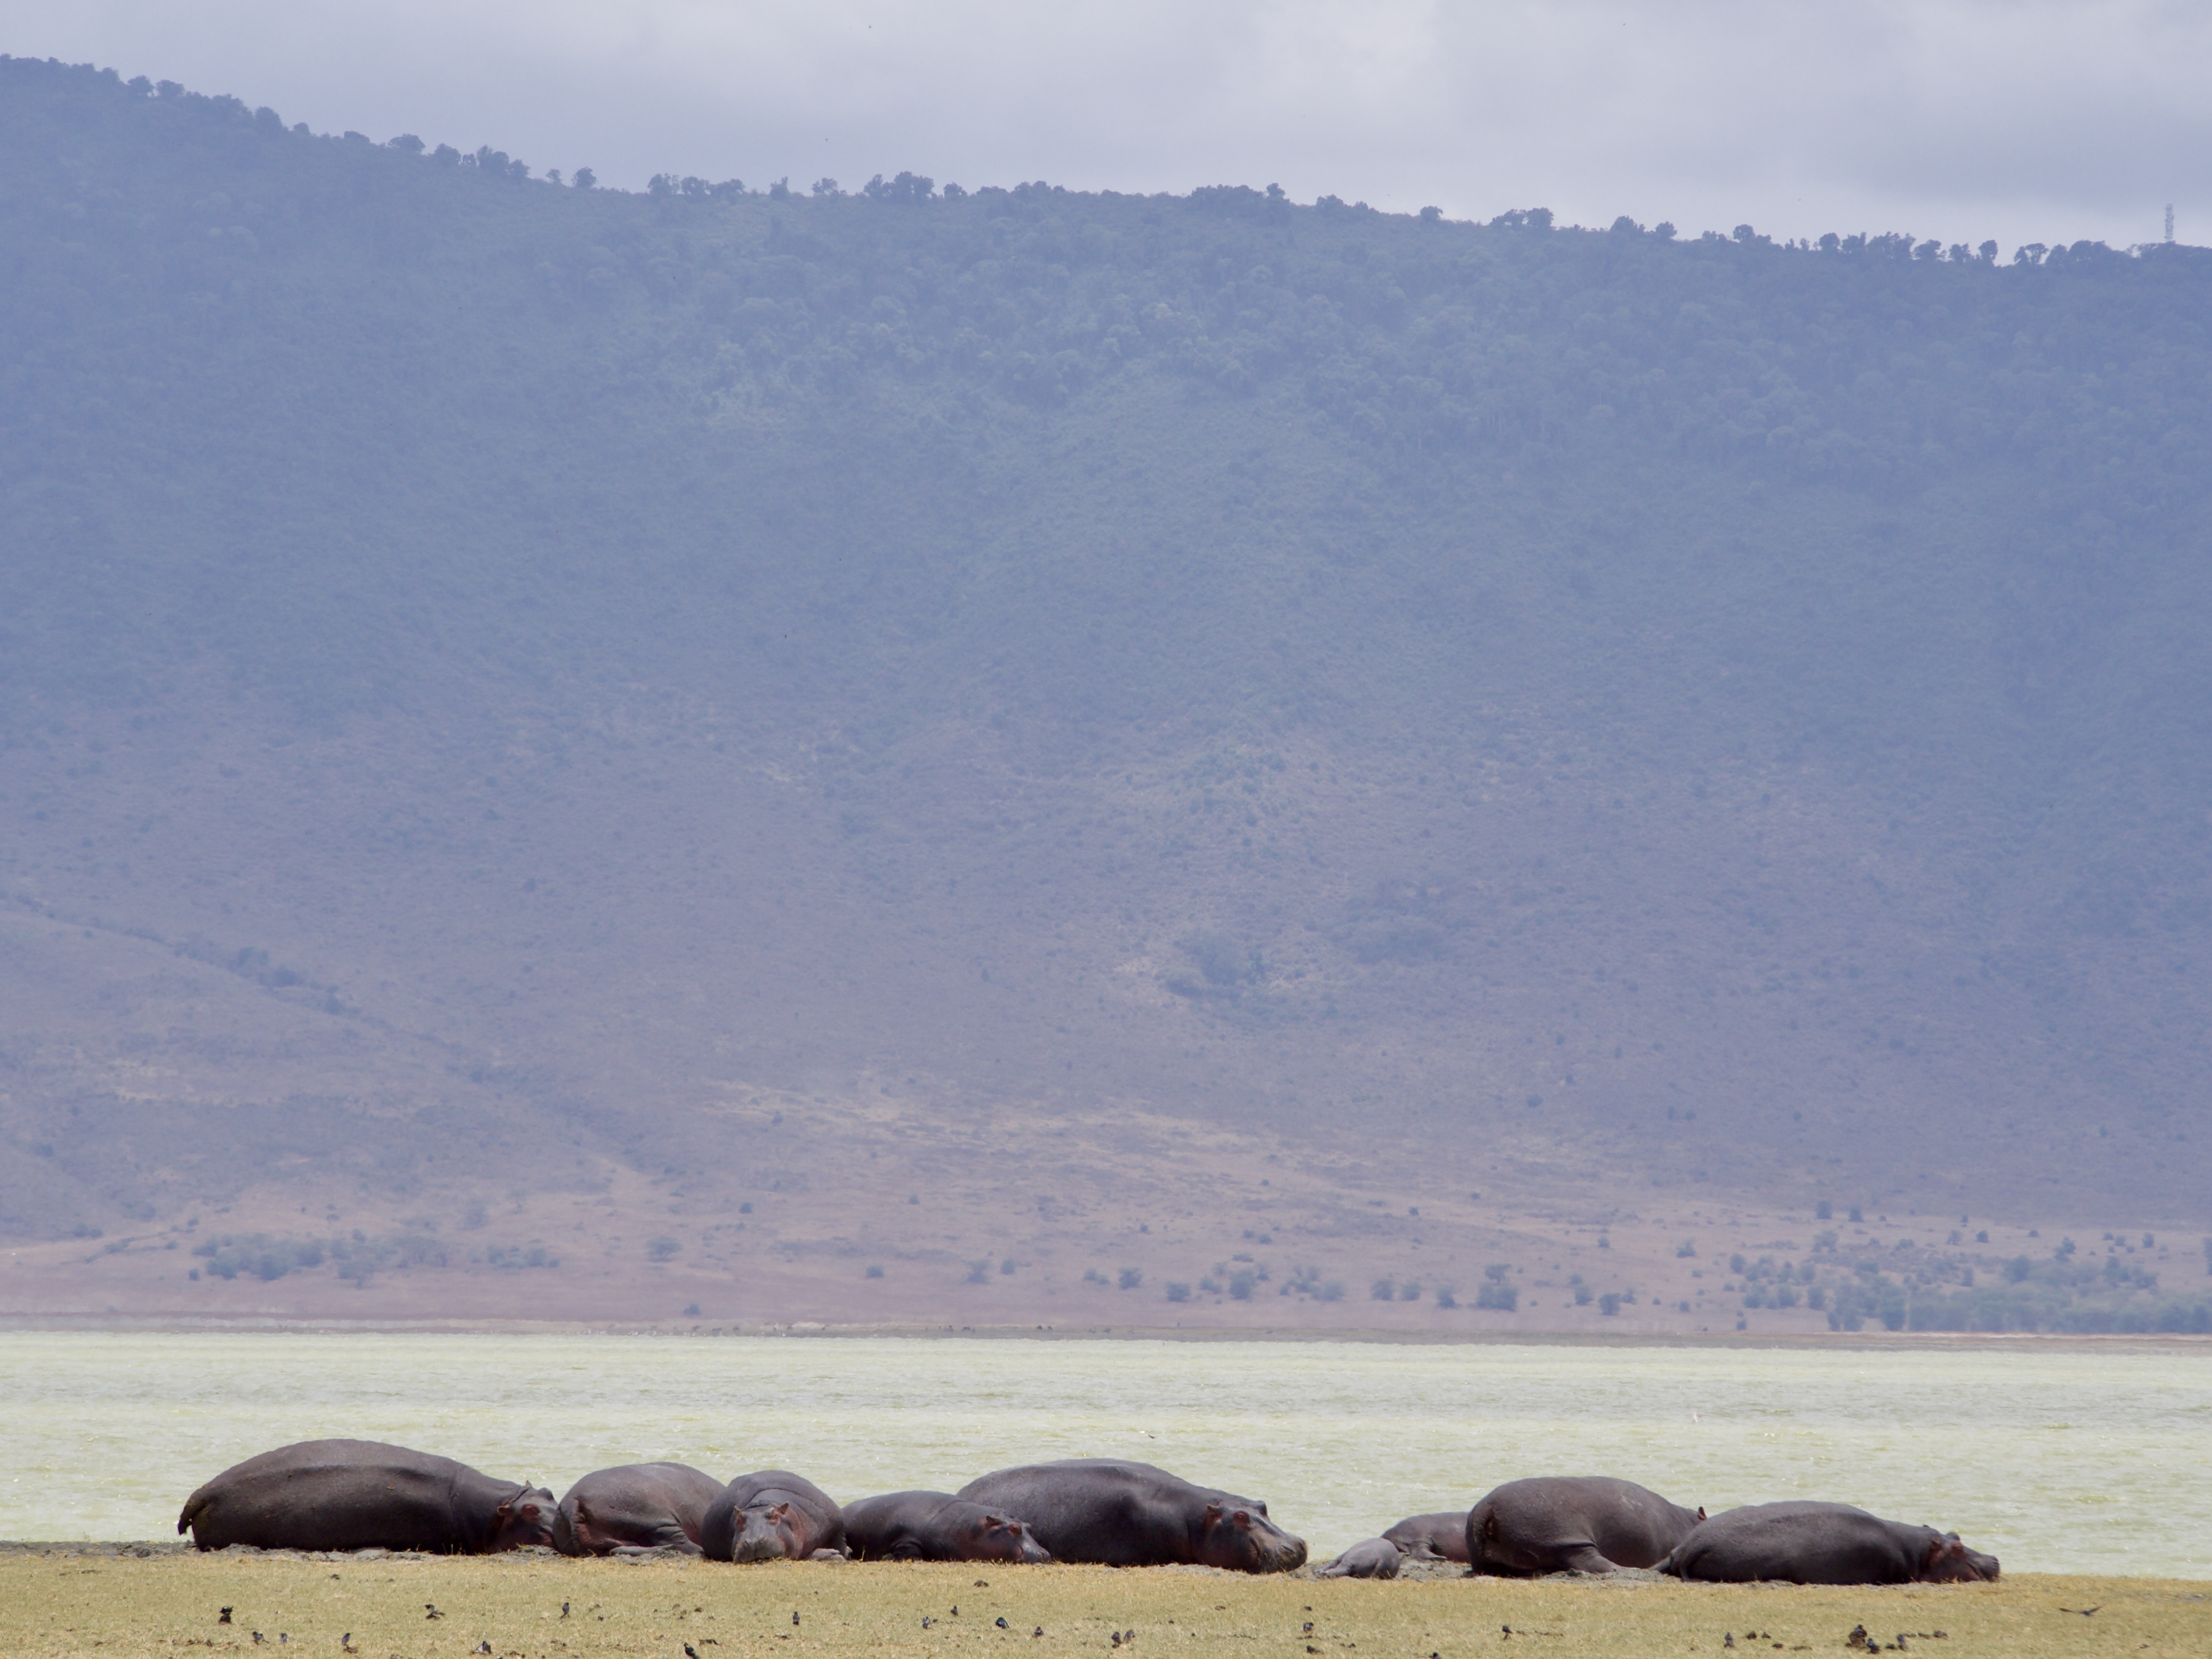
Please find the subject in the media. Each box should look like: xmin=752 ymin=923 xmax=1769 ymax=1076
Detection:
xmin=4 ymin=57 xmax=2211 ymax=1271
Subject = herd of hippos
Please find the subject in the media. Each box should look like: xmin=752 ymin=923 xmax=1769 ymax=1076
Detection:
xmin=175 ymin=1440 xmax=2002 ymax=1588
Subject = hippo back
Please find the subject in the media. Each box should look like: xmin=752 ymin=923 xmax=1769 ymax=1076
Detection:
xmin=555 ymin=1462 xmax=724 ymax=1556
xmin=177 ymin=1438 xmax=554 ymax=1554
xmin=1659 ymin=1502 xmax=2000 ymax=1585
xmin=958 ymin=1458 xmax=1305 ymax=1572
xmin=1468 ymin=1476 xmax=1703 ymax=1575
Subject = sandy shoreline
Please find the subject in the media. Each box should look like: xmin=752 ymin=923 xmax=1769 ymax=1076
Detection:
xmin=3 ymin=1549 xmax=2206 ymax=1659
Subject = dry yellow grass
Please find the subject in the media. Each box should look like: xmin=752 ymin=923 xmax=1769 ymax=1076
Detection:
xmin=1 ymin=1552 xmax=2204 ymax=1659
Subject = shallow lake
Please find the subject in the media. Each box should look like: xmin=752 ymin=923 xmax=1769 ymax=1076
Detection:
xmin=3 ymin=1332 xmax=2206 ymax=1576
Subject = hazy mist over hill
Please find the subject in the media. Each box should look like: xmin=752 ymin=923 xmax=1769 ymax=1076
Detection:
xmin=2 ymin=59 xmax=2210 ymax=1330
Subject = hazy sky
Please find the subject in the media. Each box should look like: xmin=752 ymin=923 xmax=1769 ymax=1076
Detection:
xmin=11 ymin=1 xmax=2207 ymax=250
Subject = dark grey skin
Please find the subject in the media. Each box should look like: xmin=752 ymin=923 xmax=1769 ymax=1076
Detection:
xmin=1466 ymin=1477 xmax=1704 ymax=1575
xmin=701 ymin=1470 xmax=847 ymax=1562
xmin=1382 ymin=1511 xmax=1471 ymax=1563
xmin=1318 ymin=1537 xmax=1402 ymax=1579
xmin=176 ymin=1438 xmax=556 ymax=1554
xmin=956 ymin=1458 xmax=1306 ymax=1573
xmin=844 ymin=1491 xmax=1053 ymax=1563
xmin=553 ymin=1462 xmax=724 ymax=1557
xmin=1658 ymin=1502 xmax=2001 ymax=1586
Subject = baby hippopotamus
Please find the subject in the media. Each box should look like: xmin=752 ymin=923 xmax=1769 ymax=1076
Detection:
xmin=701 ymin=1470 xmax=848 ymax=1562
xmin=177 ymin=1439 xmax=555 ymax=1554
xmin=844 ymin=1491 xmax=1052 ymax=1563
xmin=1659 ymin=1501 xmax=2000 ymax=1585
xmin=1382 ymin=1511 xmax=1470 ymax=1563
xmin=1467 ymin=1477 xmax=1704 ymax=1575
xmin=958 ymin=1459 xmax=1306 ymax=1572
xmin=1317 ymin=1537 xmax=1402 ymax=1579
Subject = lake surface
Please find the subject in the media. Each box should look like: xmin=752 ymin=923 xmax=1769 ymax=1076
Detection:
xmin=3 ymin=1332 xmax=2206 ymax=1576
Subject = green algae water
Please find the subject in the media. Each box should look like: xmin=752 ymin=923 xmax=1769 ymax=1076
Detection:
xmin=2 ymin=1333 xmax=2206 ymax=1576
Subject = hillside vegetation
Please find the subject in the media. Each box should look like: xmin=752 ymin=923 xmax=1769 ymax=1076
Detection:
xmin=3 ymin=57 xmax=2211 ymax=1273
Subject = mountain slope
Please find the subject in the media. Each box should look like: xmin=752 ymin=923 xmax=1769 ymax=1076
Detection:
xmin=3 ymin=58 xmax=2211 ymax=1280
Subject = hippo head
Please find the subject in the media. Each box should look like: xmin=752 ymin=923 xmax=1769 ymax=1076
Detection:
xmin=494 ymin=1486 xmax=558 ymax=1551
xmin=969 ymin=1512 xmax=1053 ymax=1565
xmin=732 ymin=1500 xmax=808 ymax=1563
xmin=1920 ymin=1532 xmax=1999 ymax=1583
xmin=1195 ymin=1500 xmax=1307 ymax=1574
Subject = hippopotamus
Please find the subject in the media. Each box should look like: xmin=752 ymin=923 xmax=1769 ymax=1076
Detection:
xmin=1658 ymin=1502 xmax=2000 ymax=1585
xmin=843 ymin=1491 xmax=1053 ymax=1563
xmin=956 ymin=1458 xmax=1306 ymax=1572
xmin=1466 ymin=1477 xmax=1703 ymax=1575
xmin=176 ymin=1439 xmax=555 ymax=1554
xmin=553 ymin=1462 xmax=723 ymax=1556
xmin=1382 ymin=1511 xmax=1471 ymax=1563
xmin=1317 ymin=1536 xmax=1402 ymax=1579
xmin=701 ymin=1470 xmax=847 ymax=1562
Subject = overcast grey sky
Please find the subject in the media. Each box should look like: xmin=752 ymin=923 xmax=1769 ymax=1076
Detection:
xmin=10 ymin=1 xmax=2206 ymax=250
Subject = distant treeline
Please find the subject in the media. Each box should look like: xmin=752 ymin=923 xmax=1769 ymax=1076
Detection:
xmin=9 ymin=57 xmax=2209 ymax=490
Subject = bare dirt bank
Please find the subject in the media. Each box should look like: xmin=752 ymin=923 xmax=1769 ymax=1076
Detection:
xmin=1 ymin=1549 xmax=2204 ymax=1659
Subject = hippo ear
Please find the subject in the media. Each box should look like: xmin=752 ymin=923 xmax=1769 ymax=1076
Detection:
xmin=1696 ymin=1507 xmax=1707 ymax=1521
xmin=1203 ymin=1503 xmax=1224 ymax=1523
